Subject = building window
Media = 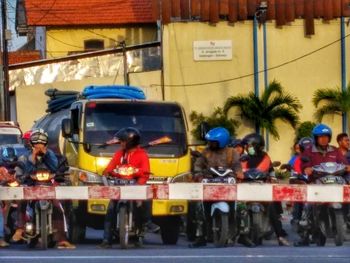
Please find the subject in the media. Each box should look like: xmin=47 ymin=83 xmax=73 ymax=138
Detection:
xmin=84 ymin=39 xmax=104 ymax=51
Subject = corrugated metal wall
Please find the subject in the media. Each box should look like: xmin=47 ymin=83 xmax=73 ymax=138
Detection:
xmin=153 ymin=0 xmax=350 ymax=35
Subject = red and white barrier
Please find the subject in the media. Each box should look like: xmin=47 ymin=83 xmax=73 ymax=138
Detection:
xmin=0 ymin=185 xmax=152 ymax=201
xmin=1 ymin=184 xmax=350 ymax=202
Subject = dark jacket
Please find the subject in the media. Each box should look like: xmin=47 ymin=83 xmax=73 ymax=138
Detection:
xmin=193 ymin=147 xmax=242 ymax=178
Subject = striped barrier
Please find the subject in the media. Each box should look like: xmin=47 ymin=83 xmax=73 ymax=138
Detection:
xmin=1 ymin=184 xmax=350 ymax=202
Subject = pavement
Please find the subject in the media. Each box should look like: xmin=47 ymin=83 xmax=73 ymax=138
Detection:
xmin=1 ymin=214 xmax=350 ymax=263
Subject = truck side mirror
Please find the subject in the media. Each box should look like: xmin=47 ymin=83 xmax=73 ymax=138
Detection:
xmin=199 ymin=122 xmax=209 ymax=141
xmin=61 ymin=118 xmax=73 ymax=138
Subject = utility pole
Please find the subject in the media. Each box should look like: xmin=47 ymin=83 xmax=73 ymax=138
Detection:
xmin=120 ymin=40 xmax=129 ymax=86
xmin=0 ymin=0 xmax=10 ymax=121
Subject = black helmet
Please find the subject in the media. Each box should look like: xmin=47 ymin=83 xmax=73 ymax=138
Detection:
xmin=114 ymin=127 xmax=141 ymax=150
xmin=30 ymin=128 xmax=48 ymax=145
xmin=0 ymin=146 xmax=18 ymax=163
xmin=230 ymin=138 xmax=243 ymax=148
xmin=298 ymin=137 xmax=313 ymax=152
xmin=242 ymin=133 xmax=265 ymax=152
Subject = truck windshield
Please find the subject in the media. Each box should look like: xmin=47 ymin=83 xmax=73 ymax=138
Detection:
xmin=0 ymin=127 xmax=22 ymax=144
xmin=84 ymin=102 xmax=187 ymax=157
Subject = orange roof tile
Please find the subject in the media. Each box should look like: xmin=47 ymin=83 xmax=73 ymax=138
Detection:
xmin=8 ymin=51 xmax=41 ymax=65
xmin=25 ymin=0 xmax=156 ymax=26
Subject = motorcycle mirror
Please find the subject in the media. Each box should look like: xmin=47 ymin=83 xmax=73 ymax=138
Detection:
xmin=199 ymin=122 xmax=209 ymax=141
xmin=190 ymin=149 xmax=202 ymax=158
xmin=272 ymin=161 xmax=281 ymax=167
xmin=280 ymin=163 xmax=292 ymax=171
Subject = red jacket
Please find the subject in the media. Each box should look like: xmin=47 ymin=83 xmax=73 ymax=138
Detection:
xmin=104 ymin=147 xmax=150 ymax=185
xmin=292 ymin=156 xmax=302 ymax=175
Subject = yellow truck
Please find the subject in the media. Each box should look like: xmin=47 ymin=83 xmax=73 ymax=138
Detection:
xmin=33 ymin=98 xmax=191 ymax=244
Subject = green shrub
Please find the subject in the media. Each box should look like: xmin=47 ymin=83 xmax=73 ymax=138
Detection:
xmin=189 ymin=107 xmax=240 ymax=141
xmin=295 ymin=121 xmax=316 ymax=142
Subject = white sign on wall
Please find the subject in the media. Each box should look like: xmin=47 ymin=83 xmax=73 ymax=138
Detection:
xmin=193 ymin=40 xmax=232 ymax=61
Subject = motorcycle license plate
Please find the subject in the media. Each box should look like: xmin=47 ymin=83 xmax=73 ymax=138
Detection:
xmin=320 ymin=176 xmax=336 ymax=184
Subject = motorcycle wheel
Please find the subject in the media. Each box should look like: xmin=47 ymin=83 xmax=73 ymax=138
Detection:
xmin=315 ymin=229 xmax=326 ymax=247
xmin=334 ymin=210 xmax=345 ymax=246
xmin=119 ymin=205 xmax=129 ymax=249
xmin=212 ymin=212 xmax=229 ymax=247
xmin=40 ymin=209 xmax=48 ymax=250
xmin=251 ymin=213 xmax=263 ymax=245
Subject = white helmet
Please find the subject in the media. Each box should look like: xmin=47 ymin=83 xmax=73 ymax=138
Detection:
xmin=30 ymin=128 xmax=48 ymax=145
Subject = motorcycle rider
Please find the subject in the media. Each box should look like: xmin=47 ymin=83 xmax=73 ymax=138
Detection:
xmin=336 ymin=133 xmax=350 ymax=228
xmin=189 ymin=127 xmax=247 ymax=247
xmin=0 ymin=146 xmax=19 ymax=248
xmin=289 ymin=137 xmax=313 ymax=227
xmin=241 ymin=133 xmax=290 ymax=246
xmin=302 ymin=124 xmax=349 ymax=181
xmin=12 ymin=128 xmax=75 ymax=249
xmin=294 ymin=124 xmax=350 ymax=246
xmin=336 ymin=133 xmax=350 ymax=164
xmin=231 ymin=139 xmax=245 ymax=156
xmin=99 ymin=127 xmax=156 ymax=248
xmin=22 ymin=130 xmax=32 ymax=152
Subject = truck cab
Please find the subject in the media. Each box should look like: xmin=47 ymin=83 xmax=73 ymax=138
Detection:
xmin=60 ymin=99 xmax=191 ymax=244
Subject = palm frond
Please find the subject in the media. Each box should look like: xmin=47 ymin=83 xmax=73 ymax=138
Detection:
xmin=312 ymin=88 xmax=339 ymax=107
xmin=266 ymin=94 xmax=302 ymax=113
xmin=261 ymin=80 xmax=282 ymax=105
xmin=270 ymin=107 xmax=300 ymax=129
xmin=261 ymin=121 xmax=279 ymax=139
xmin=223 ymin=95 xmax=250 ymax=114
xmin=314 ymin=104 xmax=343 ymax=122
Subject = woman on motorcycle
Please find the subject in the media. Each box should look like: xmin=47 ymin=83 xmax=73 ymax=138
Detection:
xmin=241 ymin=133 xmax=290 ymax=246
xmin=99 ymin=127 xmax=154 ymax=248
xmin=12 ymin=129 xmax=75 ymax=249
xmin=189 ymin=127 xmax=245 ymax=247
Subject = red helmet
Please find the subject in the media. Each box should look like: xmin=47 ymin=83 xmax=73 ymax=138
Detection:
xmin=22 ymin=130 xmax=32 ymax=140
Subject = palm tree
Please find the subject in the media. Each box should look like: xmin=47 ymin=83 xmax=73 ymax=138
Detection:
xmin=224 ymin=80 xmax=301 ymax=139
xmin=312 ymin=85 xmax=350 ymax=122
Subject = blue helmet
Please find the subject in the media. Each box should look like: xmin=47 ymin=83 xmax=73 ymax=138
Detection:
xmin=205 ymin=127 xmax=230 ymax=148
xmin=312 ymin=124 xmax=332 ymax=142
xmin=0 ymin=146 xmax=18 ymax=163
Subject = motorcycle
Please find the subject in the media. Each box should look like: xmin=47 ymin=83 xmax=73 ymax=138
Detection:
xmin=201 ymin=167 xmax=236 ymax=247
xmin=103 ymin=165 xmax=145 ymax=249
xmin=311 ymin=162 xmax=347 ymax=246
xmin=23 ymin=170 xmax=56 ymax=249
xmin=240 ymin=168 xmax=273 ymax=245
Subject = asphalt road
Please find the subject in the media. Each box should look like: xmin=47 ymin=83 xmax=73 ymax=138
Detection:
xmin=1 ymin=216 xmax=350 ymax=263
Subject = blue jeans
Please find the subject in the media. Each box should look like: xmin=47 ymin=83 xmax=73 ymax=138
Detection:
xmin=0 ymin=207 xmax=4 ymax=238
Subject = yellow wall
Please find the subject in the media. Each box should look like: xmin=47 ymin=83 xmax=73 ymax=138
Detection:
xmin=161 ymin=19 xmax=347 ymax=163
xmin=46 ymin=25 xmax=157 ymax=58
xmin=162 ymin=21 xmax=256 ymax=140
xmin=16 ymin=71 xmax=162 ymax=132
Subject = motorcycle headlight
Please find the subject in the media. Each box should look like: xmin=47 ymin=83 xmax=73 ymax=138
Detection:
xmin=35 ymin=172 xmax=51 ymax=181
xmin=8 ymin=181 xmax=19 ymax=187
xmin=25 ymin=222 xmax=34 ymax=234
xmin=114 ymin=166 xmax=138 ymax=176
